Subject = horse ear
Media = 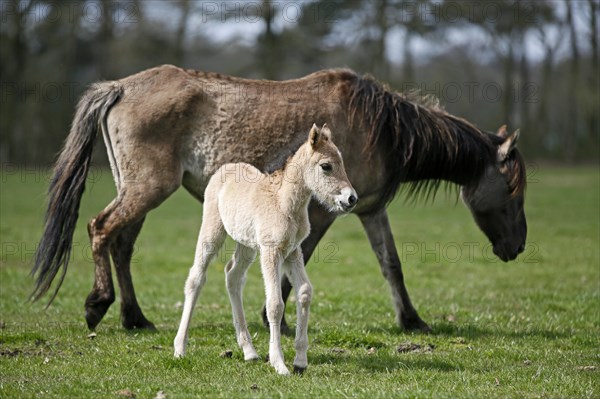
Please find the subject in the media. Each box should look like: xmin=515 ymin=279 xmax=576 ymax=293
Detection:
xmin=497 ymin=129 xmax=520 ymax=161
xmin=496 ymin=124 xmax=508 ymax=138
xmin=320 ymin=123 xmax=332 ymax=141
xmin=309 ymin=123 xmax=320 ymax=148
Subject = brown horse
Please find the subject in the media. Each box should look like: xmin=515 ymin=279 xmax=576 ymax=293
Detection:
xmin=31 ymin=65 xmax=527 ymax=333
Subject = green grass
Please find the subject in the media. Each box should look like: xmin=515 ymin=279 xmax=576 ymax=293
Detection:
xmin=1 ymin=165 xmax=598 ymax=398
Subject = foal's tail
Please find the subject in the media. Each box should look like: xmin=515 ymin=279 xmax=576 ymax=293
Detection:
xmin=31 ymin=82 xmax=124 ymax=304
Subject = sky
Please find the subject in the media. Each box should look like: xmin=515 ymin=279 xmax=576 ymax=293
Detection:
xmin=142 ymin=0 xmax=592 ymax=65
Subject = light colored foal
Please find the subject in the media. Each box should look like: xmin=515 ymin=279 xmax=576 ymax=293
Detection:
xmin=173 ymin=124 xmax=357 ymax=375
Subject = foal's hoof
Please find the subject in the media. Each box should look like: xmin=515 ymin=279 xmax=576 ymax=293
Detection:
xmin=293 ymin=365 xmax=306 ymax=375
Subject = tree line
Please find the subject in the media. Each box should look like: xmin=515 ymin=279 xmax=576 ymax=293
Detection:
xmin=1 ymin=0 xmax=598 ymax=164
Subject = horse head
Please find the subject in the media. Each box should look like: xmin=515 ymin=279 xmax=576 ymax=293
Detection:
xmin=461 ymin=126 xmax=527 ymax=262
xmin=303 ymin=123 xmax=358 ymax=213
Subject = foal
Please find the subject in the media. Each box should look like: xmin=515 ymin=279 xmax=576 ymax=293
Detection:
xmin=173 ymin=124 xmax=357 ymax=375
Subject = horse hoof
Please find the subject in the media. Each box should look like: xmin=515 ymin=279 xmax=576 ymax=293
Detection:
xmin=122 ymin=318 xmax=157 ymax=331
xmin=401 ymin=315 xmax=432 ymax=333
xmin=85 ymin=309 xmax=102 ymax=330
xmin=84 ymin=303 xmax=112 ymax=330
xmin=274 ymin=365 xmax=290 ymax=375
xmin=293 ymin=365 xmax=306 ymax=375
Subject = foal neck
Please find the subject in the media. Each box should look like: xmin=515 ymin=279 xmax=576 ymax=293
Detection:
xmin=274 ymin=145 xmax=312 ymax=215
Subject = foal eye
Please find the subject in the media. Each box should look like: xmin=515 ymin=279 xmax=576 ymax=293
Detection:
xmin=320 ymin=163 xmax=332 ymax=172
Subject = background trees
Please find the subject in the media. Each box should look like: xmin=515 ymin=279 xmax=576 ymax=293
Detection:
xmin=1 ymin=0 xmax=598 ymax=164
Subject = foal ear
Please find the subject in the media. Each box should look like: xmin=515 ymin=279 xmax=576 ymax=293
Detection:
xmin=309 ymin=123 xmax=320 ymax=149
xmin=321 ymin=123 xmax=332 ymax=141
xmin=497 ymin=129 xmax=520 ymax=161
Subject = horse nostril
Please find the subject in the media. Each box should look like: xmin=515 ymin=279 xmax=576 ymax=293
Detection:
xmin=348 ymin=195 xmax=357 ymax=206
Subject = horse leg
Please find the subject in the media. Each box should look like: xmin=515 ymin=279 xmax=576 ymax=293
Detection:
xmin=110 ymin=218 xmax=155 ymax=330
xmin=85 ymin=202 xmax=116 ymax=330
xmin=283 ymin=249 xmax=312 ymax=374
xmin=86 ymin=184 xmax=172 ymax=330
xmin=262 ymin=202 xmax=336 ymax=335
xmin=174 ymin=199 xmax=226 ymax=358
xmin=260 ymin=246 xmax=288 ymax=375
xmin=225 ymin=244 xmax=259 ymax=361
xmin=85 ymin=153 xmax=181 ymax=330
xmin=359 ymin=209 xmax=431 ymax=333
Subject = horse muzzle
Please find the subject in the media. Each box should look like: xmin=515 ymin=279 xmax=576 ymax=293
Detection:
xmin=493 ymin=241 xmax=525 ymax=262
xmin=336 ymin=187 xmax=358 ymax=213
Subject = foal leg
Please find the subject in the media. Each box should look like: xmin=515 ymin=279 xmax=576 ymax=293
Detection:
xmin=225 ymin=244 xmax=259 ymax=360
xmin=359 ymin=209 xmax=431 ymax=332
xmin=173 ymin=201 xmax=226 ymax=358
xmin=283 ymin=249 xmax=312 ymax=374
xmin=110 ymin=218 xmax=156 ymax=330
xmin=263 ymin=202 xmax=336 ymax=334
xmin=260 ymin=246 xmax=288 ymax=375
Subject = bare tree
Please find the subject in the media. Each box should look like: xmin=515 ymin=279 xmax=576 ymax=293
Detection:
xmin=0 ymin=0 xmax=36 ymax=162
xmin=564 ymin=0 xmax=580 ymax=161
xmin=586 ymin=0 xmax=599 ymax=152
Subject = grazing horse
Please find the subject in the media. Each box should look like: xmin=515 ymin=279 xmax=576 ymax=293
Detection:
xmin=174 ymin=124 xmax=357 ymax=374
xmin=31 ymin=65 xmax=527 ymax=333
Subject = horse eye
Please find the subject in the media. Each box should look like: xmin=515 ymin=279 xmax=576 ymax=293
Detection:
xmin=320 ymin=163 xmax=332 ymax=172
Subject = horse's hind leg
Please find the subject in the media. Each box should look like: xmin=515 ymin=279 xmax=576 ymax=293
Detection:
xmin=85 ymin=181 xmax=180 ymax=330
xmin=110 ymin=218 xmax=155 ymax=330
xmin=85 ymin=203 xmax=116 ymax=330
xmin=225 ymin=244 xmax=258 ymax=360
xmin=283 ymin=249 xmax=312 ymax=374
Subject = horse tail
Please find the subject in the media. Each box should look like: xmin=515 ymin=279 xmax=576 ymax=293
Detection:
xmin=31 ymin=82 xmax=124 ymax=304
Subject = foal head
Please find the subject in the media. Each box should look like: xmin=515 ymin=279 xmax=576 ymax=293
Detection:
xmin=461 ymin=126 xmax=527 ymax=262
xmin=301 ymin=123 xmax=358 ymax=213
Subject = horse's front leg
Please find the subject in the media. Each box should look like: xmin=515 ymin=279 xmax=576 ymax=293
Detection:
xmin=260 ymin=246 xmax=288 ymax=375
xmin=264 ymin=202 xmax=336 ymax=335
xmin=283 ymin=248 xmax=312 ymax=374
xmin=359 ymin=209 xmax=431 ymax=332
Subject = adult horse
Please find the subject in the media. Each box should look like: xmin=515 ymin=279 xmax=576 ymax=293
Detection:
xmin=31 ymin=65 xmax=527 ymax=332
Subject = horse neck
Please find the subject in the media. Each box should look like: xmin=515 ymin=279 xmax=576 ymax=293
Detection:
xmin=399 ymin=111 xmax=497 ymax=187
xmin=348 ymin=75 xmax=499 ymax=203
xmin=276 ymin=147 xmax=312 ymax=215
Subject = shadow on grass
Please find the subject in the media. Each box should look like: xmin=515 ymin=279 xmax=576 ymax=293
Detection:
xmin=310 ymin=351 xmax=460 ymax=373
xmin=428 ymin=321 xmax=571 ymax=340
xmin=368 ymin=321 xmax=571 ymax=340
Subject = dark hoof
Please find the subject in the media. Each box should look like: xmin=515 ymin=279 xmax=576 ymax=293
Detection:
xmin=84 ymin=294 xmax=115 ymax=330
xmin=401 ymin=314 xmax=432 ymax=333
xmin=122 ymin=317 xmax=157 ymax=331
xmin=121 ymin=304 xmax=157 ymax=331
xmin=293 ymin=365 xmax=306 ymax=375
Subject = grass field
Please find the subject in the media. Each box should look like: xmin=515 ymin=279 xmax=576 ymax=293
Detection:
xmin=1 ymin=165 xmax=598 ymax=398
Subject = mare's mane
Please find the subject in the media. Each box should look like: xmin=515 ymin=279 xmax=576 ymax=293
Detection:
xmin=345 ymin=73 xmax=525 ymax=205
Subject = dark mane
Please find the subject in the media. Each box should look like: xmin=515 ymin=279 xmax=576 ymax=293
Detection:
xmin=346 ymin=74 xmax=503 ymax=205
